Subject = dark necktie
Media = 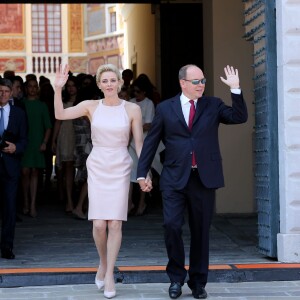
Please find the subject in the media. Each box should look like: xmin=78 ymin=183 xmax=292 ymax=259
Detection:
xmin=0 ymin=107 xmax=4 ymax=137
xmin=188 ymin=100 xmax=197 ymax=167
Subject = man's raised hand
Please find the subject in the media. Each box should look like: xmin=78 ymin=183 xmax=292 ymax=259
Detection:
xmin=220 ymin=65 xmax=240 ymax=89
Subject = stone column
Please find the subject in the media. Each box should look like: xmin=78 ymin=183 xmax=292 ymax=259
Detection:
xmin=277 ymin=0 xmax=300 ymax=262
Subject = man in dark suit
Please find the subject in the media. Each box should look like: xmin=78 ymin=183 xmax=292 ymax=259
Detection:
xmin=11 ymin=76 xmax=25 ymax=108
xmin=137 ymin=65 xmax=247 ymax=299
xmin=0 ymin=78 xmax=27 ymax=259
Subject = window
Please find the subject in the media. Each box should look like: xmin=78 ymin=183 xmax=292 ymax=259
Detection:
xmin=32 ymin=4 xmax=61 ymax=53
xmin=110 ymin=11 xmax=116 ymax=32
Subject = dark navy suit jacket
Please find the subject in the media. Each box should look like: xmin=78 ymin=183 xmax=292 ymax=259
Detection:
xmin=1 ymin=105 xmax=27 ymax=177
xmin=137 ymin=92 xmax=248 ymax=190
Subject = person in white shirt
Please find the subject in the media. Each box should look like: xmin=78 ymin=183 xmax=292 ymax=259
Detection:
xmin=128 ymin=77 xmax=156 ymax=216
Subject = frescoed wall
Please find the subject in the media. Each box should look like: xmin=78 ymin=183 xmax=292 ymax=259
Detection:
xmin=0 ymin=38 xmax=25 ymax=51
xmin=86 ymin=4 xmax=105 ymax=36
xmin=68 ymin=4 xmax=84 ymax=53
xmin=86 ymin=35 xmax=123 ymax=53
xmin=86 ymin=34 xmax=124 ymax=74
xmin=68 ymin=57 xmax=88 ymax=73
xmin=0 ymin=3 xmax=124 ymax=78
xmin=0 ymin=4 xmax=24 ymax=34
xmin=0 ymin=57 xmax=26 ymax=72
xmin=0 ymin=4 xmax=26 ymax=72
xmin=88 ymin=57 xmax=105 ymax=75
xmin=81 ymin=4 xmax=124 ymax=74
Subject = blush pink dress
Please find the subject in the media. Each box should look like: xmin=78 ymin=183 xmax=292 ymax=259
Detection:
xmin=87 ymin=100 xmax=132 ymax=221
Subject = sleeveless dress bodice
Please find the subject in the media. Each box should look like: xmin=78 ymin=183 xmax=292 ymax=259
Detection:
xmin=87 ymin=100 xmax=132 ymax=221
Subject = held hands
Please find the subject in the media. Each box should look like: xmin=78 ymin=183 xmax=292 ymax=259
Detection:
xmin=138 ymin=174 xmax=153 ymax=193
xmin=54 ymin=64 xmax=69 ymax=89
xmin=220 ymin=65 xmax=240 ymax=89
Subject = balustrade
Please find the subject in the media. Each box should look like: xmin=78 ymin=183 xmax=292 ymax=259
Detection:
xmin=31 ymin=54 xmax=62 ymax=74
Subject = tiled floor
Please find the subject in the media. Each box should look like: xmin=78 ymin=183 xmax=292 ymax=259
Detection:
xmin=1 ymin=281 xmax=300 ymax=300
xmin=0 ymin=201 xmax=268 ymax=269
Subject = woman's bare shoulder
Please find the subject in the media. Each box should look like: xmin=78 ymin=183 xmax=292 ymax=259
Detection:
xmin=124 ymin=101 xmax=141 ymax=120
xmin=78 ymin=99 xmax=100 ymax=120
xmin=83 ymin=99 xmax=100 ymax=106
xmin=124 ymin=100 xmax=140 ymax=111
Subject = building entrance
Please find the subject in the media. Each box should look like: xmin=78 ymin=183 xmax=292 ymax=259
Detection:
xmin=160 ymin=3 xmax=203 ymax=99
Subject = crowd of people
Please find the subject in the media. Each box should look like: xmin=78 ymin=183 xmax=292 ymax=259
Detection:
xmin=0 ymin=68 xmax=161 ymax=217
xmin=0 ymin=67 xmax=161 ymax=257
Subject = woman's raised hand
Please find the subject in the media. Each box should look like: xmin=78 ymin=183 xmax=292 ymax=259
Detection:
xmin=54 ymin=64 xmax=69 ymax=89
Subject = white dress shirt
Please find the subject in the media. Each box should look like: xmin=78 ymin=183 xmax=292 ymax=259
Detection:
xmin=137 ymin=88 xmax=241 ymax=180
xmin=0 ymin=103 xmax=10 ymax=131
xmin=180 ymin=93 xmax=198 ymax=126
xmin=181 ymin=89 xmax=241 ymax=124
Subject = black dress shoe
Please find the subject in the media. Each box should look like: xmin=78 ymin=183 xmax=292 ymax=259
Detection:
xmin=169 ymin=282 xmax=182 ymax=299
xmin=191 ymin=285 xmax=207 ymax=299
xmin=1 ymin=248 xmax=15 ymax=259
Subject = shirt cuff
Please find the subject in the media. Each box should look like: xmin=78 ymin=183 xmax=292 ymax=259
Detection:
xmin=230 ymin=88 xmax=241 ymax=94
xmin=137 ymin=177 xmax=145 ymax=180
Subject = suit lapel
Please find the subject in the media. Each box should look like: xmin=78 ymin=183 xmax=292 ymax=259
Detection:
xmin=171 ymin=95 xmax=188 ymax=129
xmin=193 ymin=96 xmax=207 ymax=126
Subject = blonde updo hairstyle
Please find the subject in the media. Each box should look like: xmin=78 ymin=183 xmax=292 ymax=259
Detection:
xmin=96 ymin=64 xmax=123 ymax=92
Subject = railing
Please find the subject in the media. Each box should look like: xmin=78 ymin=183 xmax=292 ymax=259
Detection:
xmin=27 ymin=53 xmax=69 ymax=76
xmin=23 ymin=54 xmax=70 ymax=84
xmin=32 ymin=55 xmax=62 ymax=74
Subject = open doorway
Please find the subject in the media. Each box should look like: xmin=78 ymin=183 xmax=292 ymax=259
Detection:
xmin=160 ymin=3 xmax=203 ymax=99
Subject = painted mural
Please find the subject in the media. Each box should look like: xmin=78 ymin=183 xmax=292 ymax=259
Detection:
xmin=86 ymin=35 xmax=123 ymax=53
xmin=86 ymin=4 xmax=105 ymax=36
xmin=107 ymin=55 xmax=119 ymax=67
xmin=0 ymin=4 xmax=23 ymax=34
xmin=68 ymin=57 xmax=88 ymax=73
xmin=69 ymin=4 xmax=83 ymax=53
xmin=86 ymin=34 xmax=124 ymax=74
xmin=0 ymin=4 xmax=124 ymax=78
xmin=88 ymin=57 xmax=105 ymax=75
xmin=0 ymin=58 xmax=26 ymax=72
xmin=0 ymin=38 xmax=25 ymax=51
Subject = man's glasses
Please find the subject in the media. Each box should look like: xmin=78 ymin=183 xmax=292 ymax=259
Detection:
xmin=183 ymin=78 xmax=206 ymax=85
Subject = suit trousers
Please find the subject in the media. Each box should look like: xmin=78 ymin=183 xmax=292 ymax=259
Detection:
xmin=0 ymin=158 xmax=18 ymax=250
xmin=162 ymin=169 xmax=215 ymax=287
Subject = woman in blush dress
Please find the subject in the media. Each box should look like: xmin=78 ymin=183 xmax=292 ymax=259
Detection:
xmin=54 ymin=64 xmax=152 ymax=299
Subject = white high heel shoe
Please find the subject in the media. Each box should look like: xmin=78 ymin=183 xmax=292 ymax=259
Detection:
xmin=104 ymin=290 xmax=116 ymax=299
xmin=95 ymin=277 xmax=104 ymax=290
